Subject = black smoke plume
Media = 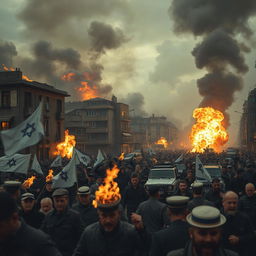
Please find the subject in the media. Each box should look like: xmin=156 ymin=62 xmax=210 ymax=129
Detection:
xmin=0 ymin=40 xmax=17 ymax=67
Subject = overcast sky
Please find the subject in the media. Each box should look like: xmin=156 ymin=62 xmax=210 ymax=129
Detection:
xmin=1 ymin=0 xmax=256 ymax=147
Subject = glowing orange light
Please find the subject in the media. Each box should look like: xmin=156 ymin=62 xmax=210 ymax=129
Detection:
xmin=23 ymin=176 xmax=36 ymax=189
xmin=54 ymin=130 xmax=76 ymax=159
xmin=1 ymin=64 xmax=33 ymax=82
xmin=119 ymin=152 xmax=124 ymax=161
xmin=46 ymin=169 xmax=54 ymax=183
xmin=155 ymin=137 xmax=168 ymax=149
xmin=190 ymin=107 xmax=229 ymax=153
xmin=92 ymin=165 xmax=121 ymax=208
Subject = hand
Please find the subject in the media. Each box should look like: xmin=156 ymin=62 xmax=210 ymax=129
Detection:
xmin=228 ymin=235 xmax=239 ymax=245
xmin=130 ymin=213 xmax=144 ymax=230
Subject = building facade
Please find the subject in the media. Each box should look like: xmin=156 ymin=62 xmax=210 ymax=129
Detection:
xmin=0 ymin=70 xmax=69 ymax=160
xmin=65 ymin=96 xmax=133 ymax=156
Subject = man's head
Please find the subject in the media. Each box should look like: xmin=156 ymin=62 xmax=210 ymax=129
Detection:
xmin=77 ymin=186 xmax=90 ymax=206
xmin=0 ymin=192 xmax=20 ymax=240
xmin=130 ymin=172 xmax=139 ymax=187
xmin=178 ymin=180 xmax=188 ymax=193
xmin=97 ymin=207 xmax=121 ymax=232
xmin=222 ymin=191 xmax=238 ymax=216
xmin=52 ymin=188 xmax=69 ymax=212
xmin=187 ymin=170 xmax=193 ymax=179
xmin=40 ymin=197 xmax=53 ymax=215
xmin=146 ymin=186 xmax=160 ymax=198
xmin=45 ymin=182 xmax=53 ymax=192
xmin=3 ymin=181 xmax=21 ymax=201
xmin=245 ymin=183 xmax=255 ymax=198
xmin=212 ymin=178 xmax=221 ymax=192
xmin=187 ymin=206 xmax=226 ymax=256
xmin=21 ymin=193 xmax=35 ymax=212
xmin=191 ymin=182 xmax=203 ymax=196
xmin=166 ymin=196 xmax=189 ymax=220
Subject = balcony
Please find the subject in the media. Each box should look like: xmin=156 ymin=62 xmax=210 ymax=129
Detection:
xmin=86 ymin=127 xmax=108 ymax=133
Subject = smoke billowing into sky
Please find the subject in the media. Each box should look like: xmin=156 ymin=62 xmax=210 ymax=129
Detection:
xmin=0 ymin=40 xmax=17 ymax=67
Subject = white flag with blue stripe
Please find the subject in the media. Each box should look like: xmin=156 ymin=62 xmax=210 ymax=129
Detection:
xmin=1 ymin=102 xmax=44 ymax=156
xmin=74 ymin=148 xmax=91 ymax=166
xmin=93 ymin=149 xmax=105 ymax=167
xmin=50 ymin=155 xmax=62 ymax=168
xmin=52 ymin=151 xmax=77 ymax=189
xmin=31 ymin=155 xmax=43 ymax=175
xmin=195 ymin=155 xmax=212 ymax=182
xmin=0 ymin=154 xmax=31 ymax=174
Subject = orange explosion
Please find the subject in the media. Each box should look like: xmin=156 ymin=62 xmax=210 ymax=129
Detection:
xmin=190 ymin=107 xmax=229 ymax=153
xmin=92 ymin=165 xmax=121 ymax=208
xmin=46 ymin=169 xmax=54 ymax=183
xmin=23 ymin=176 xmax=36 ymax=189
xmin=54 ymin=130 xmax=76 ymax=159
xmin=155 ymin=137 xmax=168 ymax=149
xmin=1 ymin=64 xmax=33 ymax=82
xmin=119 ymin=152 xmax=124 ymax=161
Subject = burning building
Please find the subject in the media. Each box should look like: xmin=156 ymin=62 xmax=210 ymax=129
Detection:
xmin=65 ymin=96 xmax=133 ymax=155
xmin=0 ymin=69 xmax=69 ymax=159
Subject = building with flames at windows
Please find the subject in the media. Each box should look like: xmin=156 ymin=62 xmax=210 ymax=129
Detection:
xmin=0 ymin=70 xmax=69 ymax=160
xmin=65 ymin=96 xmax=133 ymax=156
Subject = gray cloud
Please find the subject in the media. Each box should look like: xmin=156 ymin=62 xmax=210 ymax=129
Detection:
xmin=0 ymin=40 xmax=17 ymax=67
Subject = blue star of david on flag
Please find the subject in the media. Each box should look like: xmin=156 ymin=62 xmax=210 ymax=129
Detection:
xmin=7 ymin=158 xmax=16 ymax=167
xmin=21 ymin=123 xmax=36 ymax=137
xmin=60 ymin=171 xmax=68 ymax=181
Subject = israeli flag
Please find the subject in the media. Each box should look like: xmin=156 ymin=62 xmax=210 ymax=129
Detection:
xmin=1 ymin=102 xmax=44 ymax=156
xmin=93 ymin=149 xmax=105 ymax=167
xmin=52 ymin=151 xmax=77 ymax=189
xmin=74 ymin=148 xmax=91 ymax=166
xmin=50 ymin=155 xmax=62 ymax=168
xmin=0 ymin=154 xmax=31 ymax=174
xmin=31 ymin=155 xmax=43 ymax=175
xmin=195 ymin=155 xmax=212 ymax=182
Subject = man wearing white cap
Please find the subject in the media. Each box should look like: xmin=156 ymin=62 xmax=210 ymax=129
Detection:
xmin=167 ymin=205 xmax=238 ymax=256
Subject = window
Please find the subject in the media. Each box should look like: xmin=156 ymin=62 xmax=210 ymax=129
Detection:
xmin=44 ymin=119 xmax=49 ymax=136
xmin=2 ymin=91 xmax=10 ymax=107
xmin=24 ymin=92 xmax=32 ymax=108
xmin=57 ymin=99 xmax=62 ymax=113
xmin=56 ymin=121 xmax=61 ymax=141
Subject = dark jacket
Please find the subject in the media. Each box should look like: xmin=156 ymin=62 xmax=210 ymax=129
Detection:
xmin=0 ymin=220 xmax=62 ymax=256
xmin=136 ymin=197 xmax=169 ymax=233
xmin=173 ymin=189 xmax=192 ymax=199
xmin=20 ymin=208 xmax=45 ymax=229
xmin=167 ymin=241 xmax=238 ymax=256
xmin=41 ymin=208 xmax=82 ymax=256
xmin=72 ymin=221 xmax=150 ymax=256
xmin=150 ymin=220 xmax=189 ymax=256
xmin=72 ymin=202 xmax=98 ymax=229
xmin=222 ymin=211 xmax=256 ymax=256
xmin=205 ymin=189 xmax=223 ymax=209
xmin=187 ymin=197 xmax=213 ymax=212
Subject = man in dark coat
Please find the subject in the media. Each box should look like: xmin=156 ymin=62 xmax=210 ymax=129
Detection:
xmin=167 ymin=205 xmax=238 ymax=256
xmin=222 ymin=191 xmax=256 ymax=256
xmin=72 ymin=186 xmax=98 ymax=229
xmin=0 ymin=192 xmax=61 ymax=256
xmin=238 ymin=183 xmax=256 ymax=229
xmin=122 ymin=172 xmax=148 ymax=222
xmin=20 ymin=192 xmax=45 ymax=228
xmin=173 ymin=180 xmax=192 ymax=199
xmin=150 ymin=196 xmax=190 ymax=256
xmin=133 ymin=186 xmax=169 ymax=233
xmin=205 ymin=178 xmax=224 ymax=209
xmin=41 ymin=188 xmax=82 ymax=256
xmin=73 ymin=200 xmax=150 ymax=256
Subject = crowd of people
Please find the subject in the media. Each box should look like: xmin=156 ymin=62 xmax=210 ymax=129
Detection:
xmin=1 ymin=150 xmax=256 ymax=256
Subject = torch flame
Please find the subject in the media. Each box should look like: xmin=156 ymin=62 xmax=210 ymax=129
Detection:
xmin=119 ymin=152 xmax=124 ymax=161
xmin=155 ymin=137 xmax=168 ymax=149
xmin=92 ymin=165 xmax=121 ymax=208
xmin=54 ymin=129 xmax=76 ymax=159
xmin=190 ymin=107 xmax=229 ymax=153
xmin=1 ymin=64 xmax=33 ymax=82
xmin=23 ymin=176 xmax=36 ymax=189
xmin=46 ymin=169 xmax=54 ymax=183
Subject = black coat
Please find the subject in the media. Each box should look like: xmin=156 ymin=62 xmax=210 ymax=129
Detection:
xmin=20 ymin=208 xmax=45 ymax=229
xmin=205 ymin=189 xmax=223 ymax=209
xmin=73 ymin=221 xmax=150 ymax=256
xmin=222 ymin=211 xmax=256 ymax=256
xmin=187 ymin=197 xmax=213 ymax=212
xmin=0 ymin=220 xmax=62 ymax=256
xmin=72 ymin=202 xmax=98 ymax=229
xmin=150 ymin=220 xmax=189 ymax=256
xmin=41 ymin=208 xmax=82 ymax=256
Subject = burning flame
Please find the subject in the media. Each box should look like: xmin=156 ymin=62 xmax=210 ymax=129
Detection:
xmin=92 ymin=165 xmax=121 ymax=208
xmin=119 ymin=152 xmax=124 ymax=161
xmin=1 ymin=64 xmax=33 ymax=82
xmin=23 ymin=176 xmax=36 ymax=189
xmin=46 ymin=169 xmax=54 ymax=183
xmin=61 ymin=72 xmax=100 ymax=100
xmin=54 ymin=129 xmax=76 ymax=159
xmin=190 ymin=107 xmax=229 ymax=153
xmin=155 ymin=137 xmax=168 ymax=149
